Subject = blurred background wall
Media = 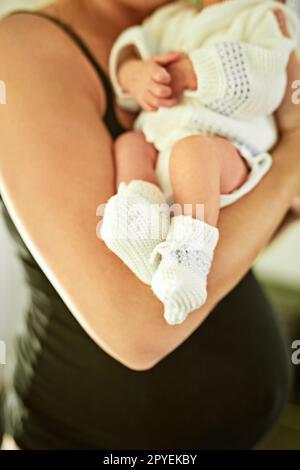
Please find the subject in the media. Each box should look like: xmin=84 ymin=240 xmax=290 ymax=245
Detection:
xmin=0 ymin=0 xmax=49 ymax=16
xmin=255 ymin=224 xmax=300 ymax=289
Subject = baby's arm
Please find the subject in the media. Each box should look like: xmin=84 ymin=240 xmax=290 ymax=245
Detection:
xmin=183 ymin=4 xmax=297 ymax=119
xmin=117 ymin=52 xmax=180 ymax=112
xmin=109 ymin=2 xmax=189 ymax=112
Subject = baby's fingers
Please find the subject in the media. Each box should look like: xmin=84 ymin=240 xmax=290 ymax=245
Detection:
xmin=149 ymin=81 xmax=172 ymax=99
xmin=145 ymin=90 xmax=178 ymax=110
xmin=151 ymin=63 xmax=171 ymax=84
xmin=140 ymin=100 xmax=157 ymax=112
xmin=153 ymin=51 xmax=182 ymax=66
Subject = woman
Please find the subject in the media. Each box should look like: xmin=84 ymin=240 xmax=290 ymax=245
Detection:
xmin=0 ymin=0 xmax=299 ymax=450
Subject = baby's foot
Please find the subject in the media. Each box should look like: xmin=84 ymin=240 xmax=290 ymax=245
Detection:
xmin=151 ymin=215 xmax=219 ymax=325
xmin=101 ymin=180 xmax=169 ymax=285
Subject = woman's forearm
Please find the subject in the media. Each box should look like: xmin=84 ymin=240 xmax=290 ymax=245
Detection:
xmin=146 ymin=131 xmax=300 ymax=366
xmin=207 ymin=131 xmax=300 ymax=302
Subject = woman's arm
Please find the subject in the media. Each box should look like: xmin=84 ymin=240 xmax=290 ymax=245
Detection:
xmin=0 ymin=15 xmax=299 ymax=372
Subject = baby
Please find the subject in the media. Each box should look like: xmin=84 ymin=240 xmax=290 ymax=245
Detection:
xmin=101 ymin=0 xmax=299 ymax=325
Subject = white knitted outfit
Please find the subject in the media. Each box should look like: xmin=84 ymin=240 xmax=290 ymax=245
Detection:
xmin=110 ymin=0 xmax=299 ymax=207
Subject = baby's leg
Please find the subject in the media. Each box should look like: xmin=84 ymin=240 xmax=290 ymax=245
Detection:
xmin=115 ymin=131 xmax=158 ymax=189
xmin=101 ymin=131 xmax=168 ymax=285
xmin=169 ymin=135 xmax=249 ymax=226
xmin=152 ymin=134 xmax=248 ymax=324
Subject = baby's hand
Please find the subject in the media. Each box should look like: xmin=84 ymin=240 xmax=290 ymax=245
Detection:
xmin=118 ymin=51 xmax=181 ymax=111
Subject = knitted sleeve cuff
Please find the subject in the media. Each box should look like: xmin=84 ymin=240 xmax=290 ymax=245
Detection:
xmin=109 ymin=26 xmax=155 ymax=112
xmin=184 ymin=47 xmax=227 ymax=103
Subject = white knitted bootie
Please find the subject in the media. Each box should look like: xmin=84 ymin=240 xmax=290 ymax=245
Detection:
xmin=151 ymin=215 xmax=219 ymax=325
xmin=101 ymin=180 xmax=170 ymax=285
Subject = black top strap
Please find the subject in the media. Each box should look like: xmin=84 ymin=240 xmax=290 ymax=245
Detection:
xmin=8 ymin=10 xmax=125 ymax=137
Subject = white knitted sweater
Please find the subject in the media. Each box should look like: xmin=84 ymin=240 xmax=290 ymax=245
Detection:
xmin=109 ymin=0 xmax=299 ymax=205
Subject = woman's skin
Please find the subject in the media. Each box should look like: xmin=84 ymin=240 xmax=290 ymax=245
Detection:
xmin=0 ymin=0 xmax=300 ymax=376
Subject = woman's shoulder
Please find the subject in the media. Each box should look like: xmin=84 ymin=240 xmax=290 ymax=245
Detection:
xmin=0 ymin=12 xmax=107 ymax=207
xmin=0 ymin=11 xmax=66 ymax=59
xmin=0 ymin=9 xmax=49 ymax=33
xmin=0 ymin=12 xmax=70 ymax=85
xmin=0 ymin=12 xmax=104 ymax=106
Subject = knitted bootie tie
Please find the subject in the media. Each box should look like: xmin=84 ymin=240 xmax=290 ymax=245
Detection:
xmin=151 ymin=215 xmax=219 ymax=324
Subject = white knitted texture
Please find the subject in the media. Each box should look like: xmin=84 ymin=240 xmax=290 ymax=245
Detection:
xmin=187 ymin=41 xmax=291 ymax=119
xmin=101 ymin=180 xmax=169 ymax=285
xmin=109 ymin=0 xmax=299 ymax=207
xmin=151 ymin=215 xmax=219 ymax=325
xmin=110 ymin=0 xmax=298 ymax=121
